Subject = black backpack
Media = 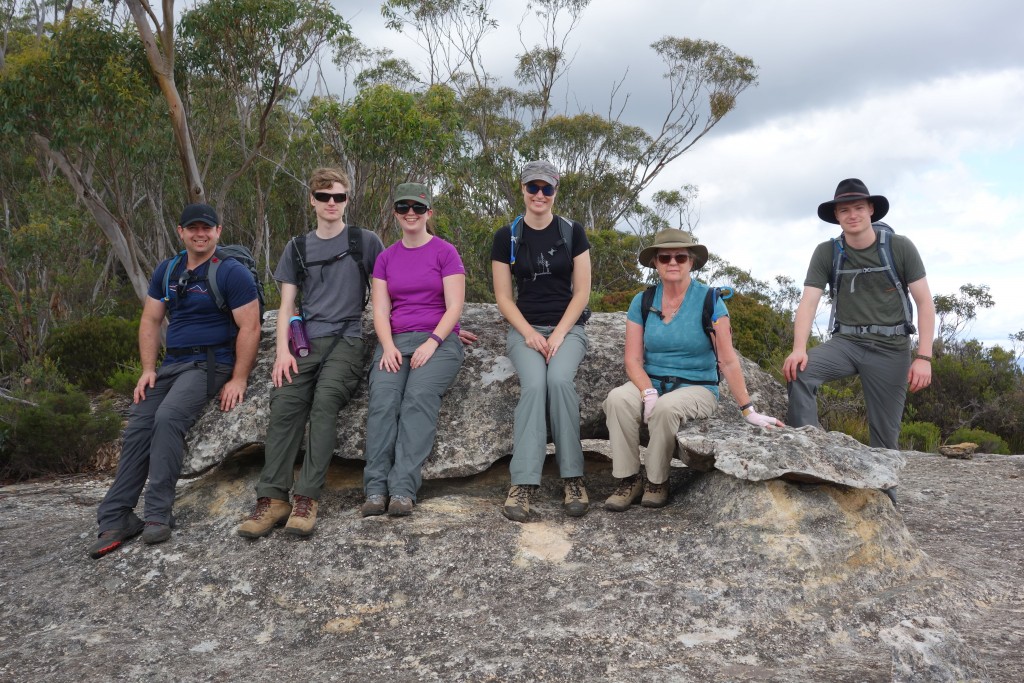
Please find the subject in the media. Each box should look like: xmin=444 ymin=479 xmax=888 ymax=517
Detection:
xmin=639 ymin=284 xmax=733 ymax=384
xmin=827 ymin=221 xmax=915 ymax=337
xmin=290 ymin=225 xmax=369 ymax=309
xmin=162 ymin=245 xmax=265 ymax=321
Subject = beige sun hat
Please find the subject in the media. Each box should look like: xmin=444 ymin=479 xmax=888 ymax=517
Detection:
xmin=638 ymin=228 xmax=708 ymax=270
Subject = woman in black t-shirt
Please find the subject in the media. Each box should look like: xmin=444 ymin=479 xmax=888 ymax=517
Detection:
xmin=490 ymin=160 xmax=592 ymax=523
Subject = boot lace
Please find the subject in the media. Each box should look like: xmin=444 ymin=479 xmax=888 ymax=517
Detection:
xmin=292 ymin=495 xmax=314 ymax=518
xmin=509 ymin=485 xmax=535 ymax=507
xmin=564 ymin=477 xmax=586 ymax=500
xmin=247 ymin=497 xmax=272 ymax=520
xmin=611 ymin=476 xmax=638 ymax=498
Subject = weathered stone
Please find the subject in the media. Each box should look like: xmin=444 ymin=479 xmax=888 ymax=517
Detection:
xmin=183 ymin=304 xmax=789 ymax=479
xmin=881 ymin=616 xmax=988 ymax=683
xmin=3 ymin=452 xmax=1019 ymax=681
xmin=939 ymin=442 xmax=979 ymax=459
xmin=676 ymin=421 xmax=905 ymax=489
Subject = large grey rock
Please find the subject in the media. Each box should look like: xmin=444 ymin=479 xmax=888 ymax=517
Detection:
xmin=676 ymin=421 xmax=905 ymax=489
xmin=3 ymin=452 xmax=1017 ymax=681
xmin=183 ymin=304 xmax=788 ymax=478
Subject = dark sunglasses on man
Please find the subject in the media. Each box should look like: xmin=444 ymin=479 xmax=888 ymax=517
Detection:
xmin=394 ymin=203 xmax=429 ymax=215
xmin=313 ymin=191 xmax=347 ymax=203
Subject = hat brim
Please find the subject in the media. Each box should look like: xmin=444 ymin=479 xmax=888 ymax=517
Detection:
xmin=817 ymin=195 xmax=889 ymax=224
xmin=638 ymin=243 xmax=709 ymax=271
xmin=521 ymin=173 xmax=559 ymax=187
xmin=394 ymin=194 xmax=432 ymax=209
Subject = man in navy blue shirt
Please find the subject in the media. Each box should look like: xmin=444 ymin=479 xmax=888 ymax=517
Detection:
xmin=89 ymin=203 xmax=260 ymax=558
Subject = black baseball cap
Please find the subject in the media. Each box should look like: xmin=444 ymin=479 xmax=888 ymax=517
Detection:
xmin=178 ymin=203 xmax=220 ymax=227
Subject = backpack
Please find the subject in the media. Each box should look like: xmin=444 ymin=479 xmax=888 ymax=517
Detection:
xmin=827 ymin=221 xmax=915 ymax=337
xmin=290 ymin=225 xmax=369 ymax=309
xmin=162 ymin=245 xmax=266 ymax=321
xmin=639 ymin=284 xmax=733 ymax=385
xmin=508 ymin=214 xmax=574 ymax=274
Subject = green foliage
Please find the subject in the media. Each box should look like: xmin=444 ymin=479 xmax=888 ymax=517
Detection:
xmin=947 ymin=428 xmax=1011 ymax=455
xmin=45 ymin=317 xmax=139 ymax=391
xmin=900 ymin=421 xmax=941 ymax=453
xmin=0 ymin=360 xmax=122 ymax=481
xmin=106 ymin=360 xmax=143 ymax=397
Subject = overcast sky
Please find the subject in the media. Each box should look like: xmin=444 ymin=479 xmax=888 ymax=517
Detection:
xmin=335 ymin=0 xmax=1024 ymax=346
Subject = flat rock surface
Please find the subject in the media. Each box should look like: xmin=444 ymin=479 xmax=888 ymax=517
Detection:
xmin=1 ymin=451 xmax=1021 ymax=682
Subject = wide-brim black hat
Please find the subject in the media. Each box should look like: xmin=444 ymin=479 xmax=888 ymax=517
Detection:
xmin=817 ymin=178 xmax=889 ymax=224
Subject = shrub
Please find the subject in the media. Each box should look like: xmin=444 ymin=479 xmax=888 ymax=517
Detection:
xmin=106 ymin=360 xmax=143 ymax=397
xmin=900 ymin=421 xmax=941 ymax=452
xmin=947 ymin=427 xmax=1011 ymax=455
xmin=46 ymin=316 xmax=138 ymax=390
xmin=1 ymin=360 xmax=122 ymax=480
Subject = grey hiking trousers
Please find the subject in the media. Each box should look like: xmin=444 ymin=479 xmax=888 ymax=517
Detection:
xmin=786 ymin=335 xmax=911 ymax=449
xmin=97 ymin=361 xmax=230 ymax=532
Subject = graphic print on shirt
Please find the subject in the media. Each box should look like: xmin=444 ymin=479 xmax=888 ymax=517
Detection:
xmin=532 ymin=249 xmax=553 ymax=280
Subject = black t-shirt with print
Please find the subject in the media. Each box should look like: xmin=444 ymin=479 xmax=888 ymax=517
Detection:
xmin=491 ymin=216 xmax=590 ymax=326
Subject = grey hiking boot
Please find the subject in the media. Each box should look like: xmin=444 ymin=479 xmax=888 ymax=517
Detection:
xmin=641 ymin=480 xmax=670 ymax=508
xmin=605 ymin=474 xmax=643 ymax=512
xmin=360 ymin=494 xmax=388 ymax=517
xmin=387 ymin=495 xmax=414 ymax=517
xmin=88 ymin=512 xmax=144 ymax=559
xmin=142 ymin=521 xmax=172 ymax=545
xmin=562 ymin=477 xmax=590 ymax=517
xmin=502 ymin=484 xmax=537 ymax=523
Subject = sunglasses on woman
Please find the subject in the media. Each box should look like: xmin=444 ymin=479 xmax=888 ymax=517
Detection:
xmin=313 ymin=191 xmax=347 ymax=203
xmin=524 ymin=182 xmax=556 ymax=197
xmin=394 ymin=202 xmax=429 ymax=215
xmin=656 ymin=253 xmax=690 ymax=265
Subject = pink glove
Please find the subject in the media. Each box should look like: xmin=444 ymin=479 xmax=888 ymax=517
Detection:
xmin=744 ymin=408 xmax=780 ymax=428
xmin=642 ymin=388 xmax=658 ymax=423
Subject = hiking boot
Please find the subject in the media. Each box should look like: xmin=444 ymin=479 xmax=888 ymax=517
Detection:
xmin=88 ymin=512 xmax=144 ymax=559
xmin=360 ymin=494 xmax=388 ymax=517
xmin=562 ymin=477 xmax=590 ymax=517
xmin=387 ymin=495 xmax=414 ymax=517
xmin=641 ymin=480 xmax=670 ymax=508
xmin=882 ymin=487 xmax=899 ymax=508
xmin=236 ymin=497 xmax=292 ymax=538
xmin=283 ymin=495 xmax=318 ymax=537
xmin=142 ymin=521 xmax=172 ymax=545
xmin=605 ymin=474 xmax=644 ymax=512
xmin=502 ymin=484 xmax=537 ymax=523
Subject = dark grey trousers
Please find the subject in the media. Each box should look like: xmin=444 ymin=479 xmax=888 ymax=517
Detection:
xmin=786 ymin=335 xmax=911 ymax=449
xmin=363 ymin=332 xmax=464 ymax=501
xmin=97 ymin=361 xmax=230 ymax=532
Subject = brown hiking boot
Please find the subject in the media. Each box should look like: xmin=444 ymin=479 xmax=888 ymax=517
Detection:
xmin=605 ymin=474 xmax=643 ymax=512
xmin=502 ymin=484 xmax=537 ymax=523
xmin=562 ymin=477 xmax=590 ymax=517
xmin=236 ymin=497 xmax=292 ymax=538
xmin=283 ymin=495 xmax=318 ymax=536
xmin=641 ymin=480 xmax=670 ymax=508
xmin=387 ymin=495 xmax=414 ymax=517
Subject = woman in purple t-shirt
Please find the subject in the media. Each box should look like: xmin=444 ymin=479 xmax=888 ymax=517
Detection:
xmin=360 ymin=182 xmax=466 ymax=518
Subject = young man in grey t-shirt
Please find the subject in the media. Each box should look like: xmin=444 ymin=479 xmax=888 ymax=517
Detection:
xmin=783 ymin=179 xmax=935 ymax=453
xmin=237 ymin=168 xmax=383 ymax=538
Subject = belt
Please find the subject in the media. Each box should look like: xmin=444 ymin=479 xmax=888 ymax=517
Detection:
xmin=836 ymin=323 xmax=908 ymax=337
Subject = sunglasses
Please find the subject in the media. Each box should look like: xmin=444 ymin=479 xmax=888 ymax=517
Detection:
xmin=313 ymin=191 xmax=347 ymax=203
xmin=656 ymin=253 xmax=691 ymax=265
xmin=524 ymin=182 xmax=556 ymax=197
xmin=394 ymin=203 xmax=429 ymax=215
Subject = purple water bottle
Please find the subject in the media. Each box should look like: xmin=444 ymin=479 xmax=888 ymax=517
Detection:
xmin=288 ymin=315 xmax=310 ymax=357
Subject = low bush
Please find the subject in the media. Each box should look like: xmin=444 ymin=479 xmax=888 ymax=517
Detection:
xmin=1 ymin=360 xmax=122 ymax=480
xmin=900 ymin=421 xmax=942 ymax=453
xmin=947 ymin=427 xmax=1011 ymax=455
xmin=46 ymin=316 xmax=138 ymax=390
